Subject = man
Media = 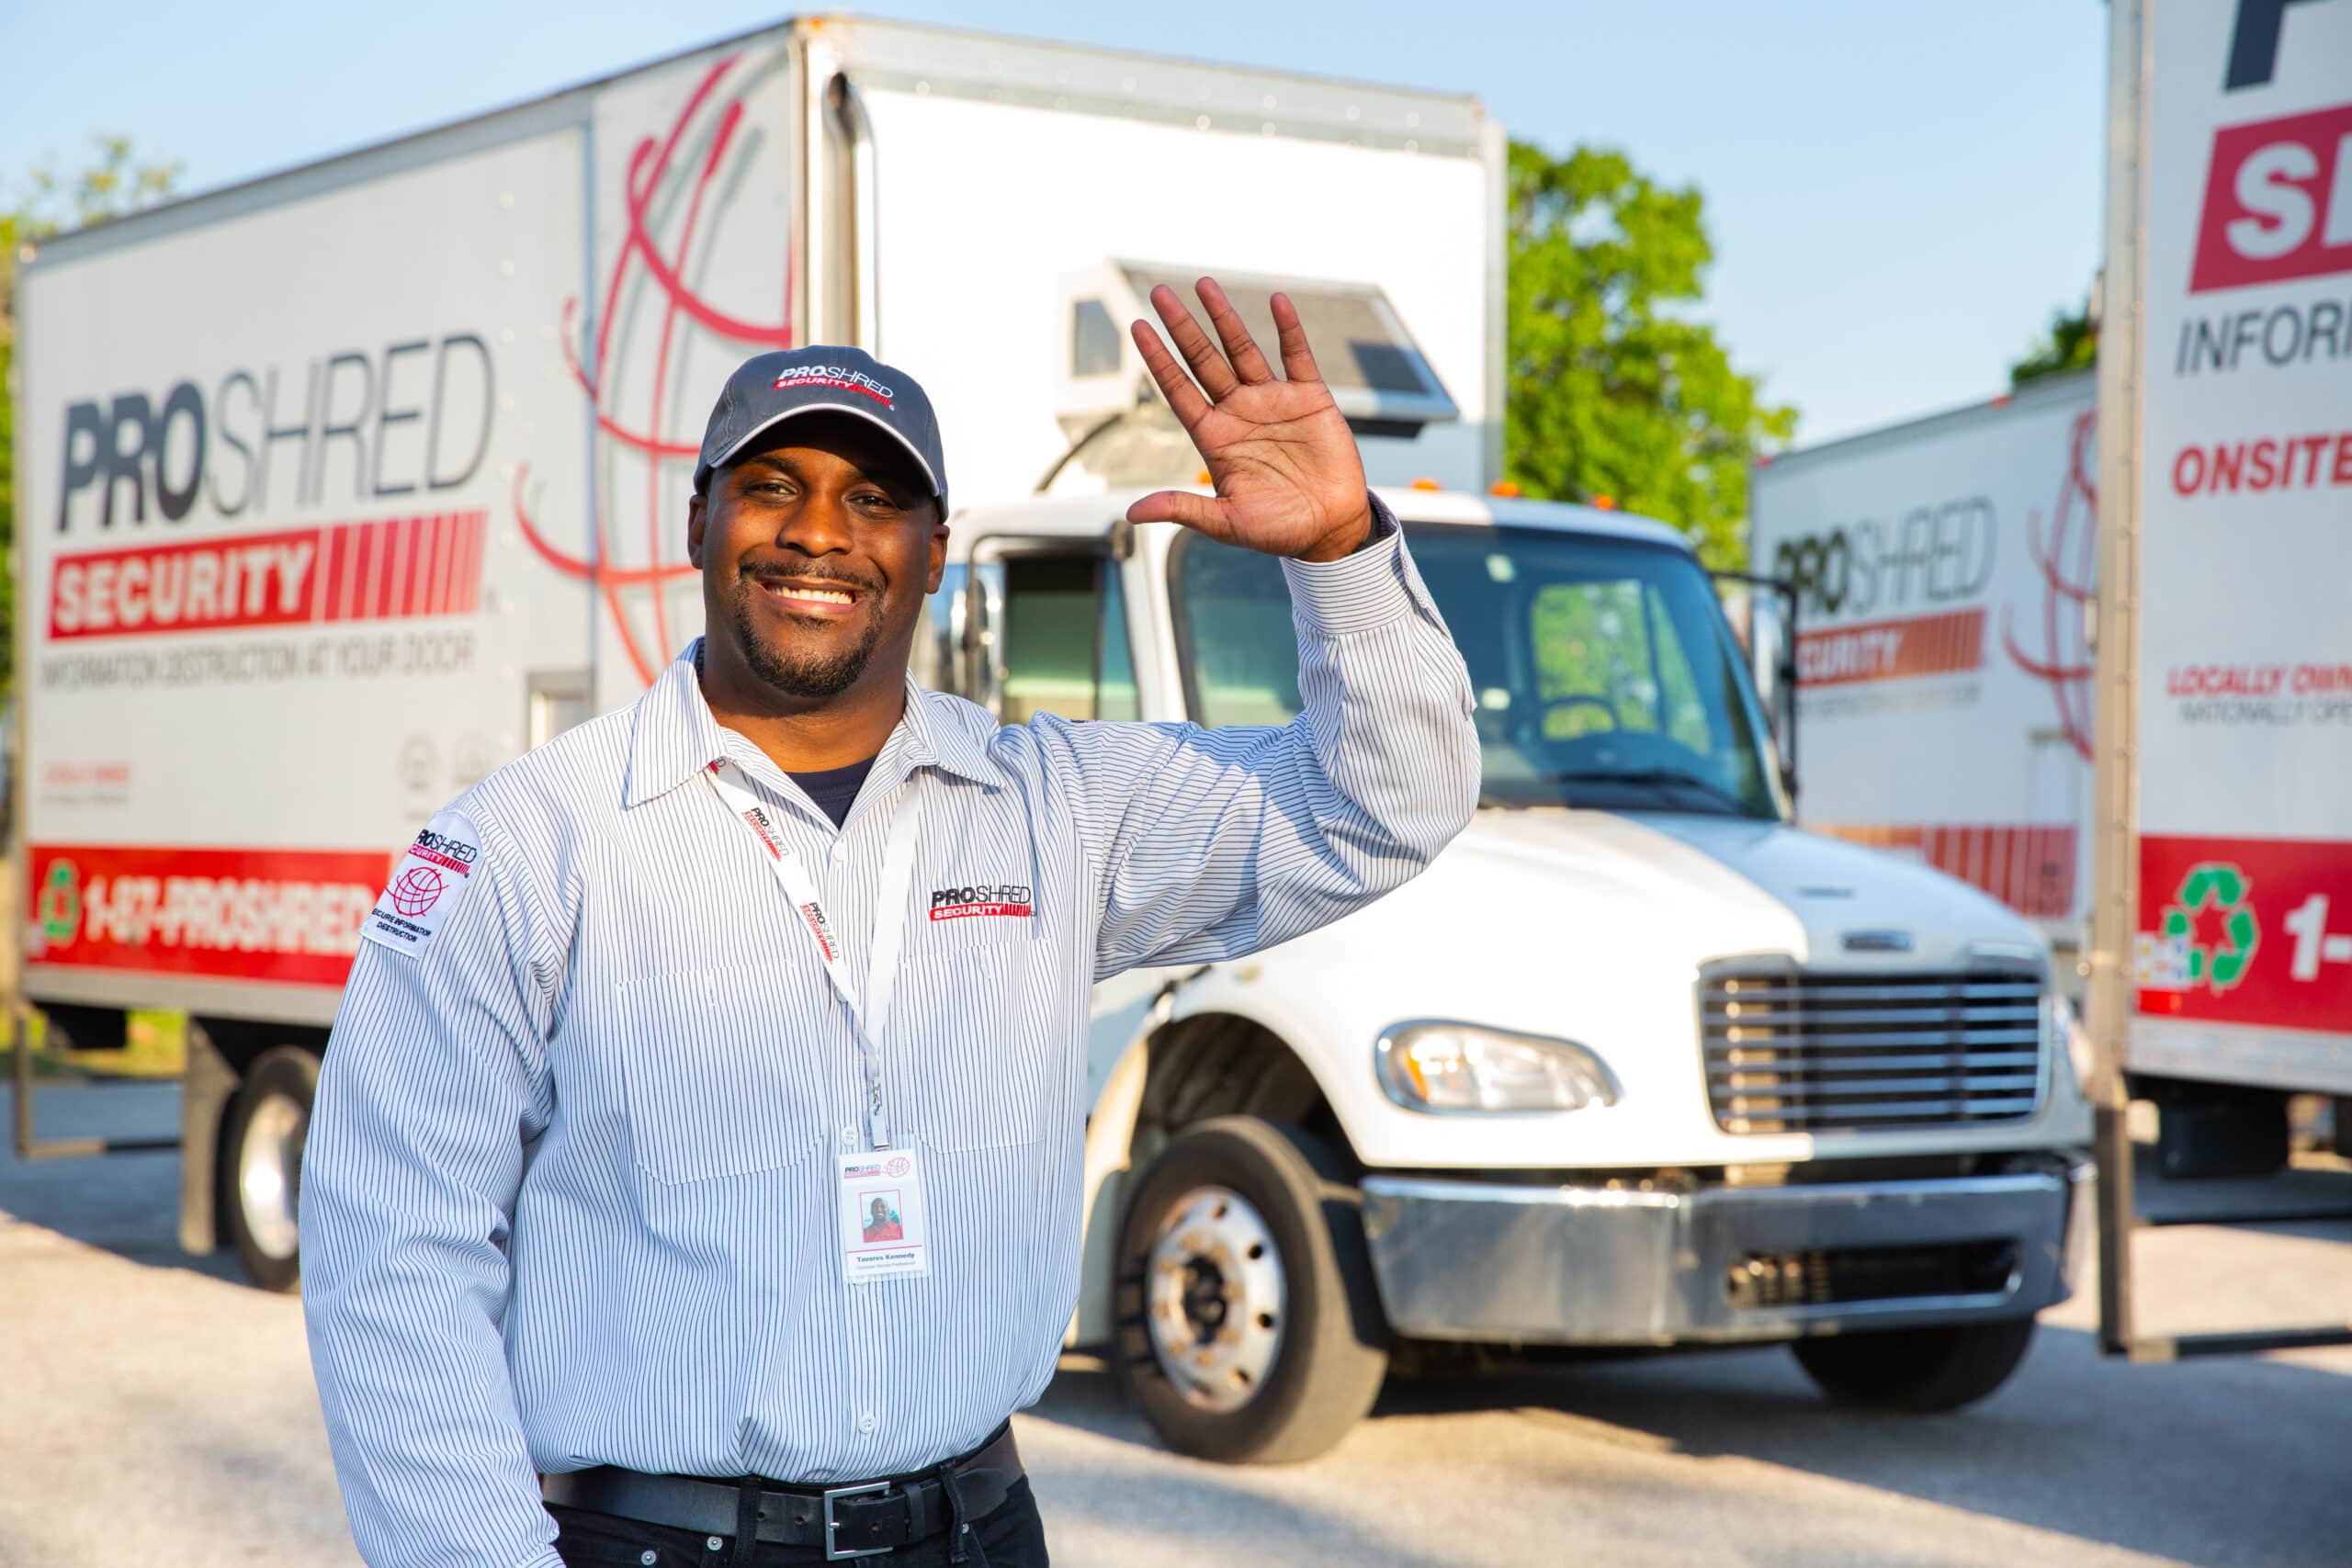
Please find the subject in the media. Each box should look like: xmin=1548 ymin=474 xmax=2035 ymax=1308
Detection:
xmin=300 ymin=279 xmax=1478 ymax=1567
xmin=864 ymin=1197 xmax=903 ymax=1245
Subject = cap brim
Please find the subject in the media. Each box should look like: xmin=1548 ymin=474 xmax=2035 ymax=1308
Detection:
xmin=700 ymin=401 xmax=944 ymax=502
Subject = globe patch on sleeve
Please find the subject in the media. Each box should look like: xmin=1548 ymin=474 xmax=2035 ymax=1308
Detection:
xmin=361 ymin=810 xmax=482 ymax=957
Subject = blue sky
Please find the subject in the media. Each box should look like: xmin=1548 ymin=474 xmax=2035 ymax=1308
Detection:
xmin=0 ymin=0 xmax=2107 ymax=445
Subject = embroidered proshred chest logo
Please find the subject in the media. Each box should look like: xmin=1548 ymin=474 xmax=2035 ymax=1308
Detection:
xmin=929 ymin=882 xmax=1033 ymax=921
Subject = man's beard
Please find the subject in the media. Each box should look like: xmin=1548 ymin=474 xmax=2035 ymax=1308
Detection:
xmin=726 ymin=575 xmax=890 ymax=700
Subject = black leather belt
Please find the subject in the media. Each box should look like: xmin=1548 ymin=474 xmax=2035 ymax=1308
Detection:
xmin=543 ymin=1424 xmax=1022 ymax=1561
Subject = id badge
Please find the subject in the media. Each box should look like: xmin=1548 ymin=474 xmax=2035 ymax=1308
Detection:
xmin=836 ymin=1149 xmax=931 ymax=1282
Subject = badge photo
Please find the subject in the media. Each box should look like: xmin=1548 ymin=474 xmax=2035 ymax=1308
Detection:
xmin=836 ymin=1149 xmax=931 ymax=1282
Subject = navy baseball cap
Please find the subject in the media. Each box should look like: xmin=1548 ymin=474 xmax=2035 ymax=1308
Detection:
xmin=694 ymin=346 xmax=948 ymax=515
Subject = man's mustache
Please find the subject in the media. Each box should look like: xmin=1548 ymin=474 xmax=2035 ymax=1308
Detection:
xmin=739 ymin=559 xmax=886 ymax=595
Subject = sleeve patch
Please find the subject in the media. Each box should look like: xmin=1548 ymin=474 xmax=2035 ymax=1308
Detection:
xmin=361 ymin=810 xmax=483 ymax=957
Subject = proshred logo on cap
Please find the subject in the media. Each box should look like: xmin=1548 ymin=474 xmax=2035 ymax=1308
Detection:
xmin=773 ymin=364 xmax=895 ymax=407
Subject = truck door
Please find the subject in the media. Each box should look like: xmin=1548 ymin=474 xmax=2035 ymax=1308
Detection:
xmin=959 ymin=525 xmax=1159 ymax=1101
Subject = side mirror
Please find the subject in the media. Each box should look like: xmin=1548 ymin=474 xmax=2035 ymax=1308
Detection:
xmin=961 ymin=555 xmax=1008 ymax=717
xmin=1713 ymin=570 xmax=1799 ymax=807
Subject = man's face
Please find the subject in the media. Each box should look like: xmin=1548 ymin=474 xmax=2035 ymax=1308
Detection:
xmin=688 ymin=412 xmax=946 ymax=702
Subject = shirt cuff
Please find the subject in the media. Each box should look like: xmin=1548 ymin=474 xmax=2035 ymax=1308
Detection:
xmin=1282 ymin=493 xmax=1429 ymax=638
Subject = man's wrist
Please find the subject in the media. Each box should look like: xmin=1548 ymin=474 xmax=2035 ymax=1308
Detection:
xmin=1290 ymin=500 xmax=1379 ymax=563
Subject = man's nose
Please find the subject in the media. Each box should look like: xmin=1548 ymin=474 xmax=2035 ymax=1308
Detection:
xmin=774 ymin=492 xmax=855 ymax=555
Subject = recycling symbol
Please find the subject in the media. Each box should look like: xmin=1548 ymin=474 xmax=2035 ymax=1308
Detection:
xmin=2160 ymin=861 xmax=2258 ymax=992
xmin=37 ymin=860 xmax=83 ymax=949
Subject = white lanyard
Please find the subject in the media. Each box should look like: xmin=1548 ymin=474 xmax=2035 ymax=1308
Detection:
xmin=702 ymin=758 xmax=922 ymax=1149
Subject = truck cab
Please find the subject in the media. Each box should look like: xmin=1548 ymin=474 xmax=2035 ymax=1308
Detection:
xmin=930 ymin=485 xmax=2096 ymax=1461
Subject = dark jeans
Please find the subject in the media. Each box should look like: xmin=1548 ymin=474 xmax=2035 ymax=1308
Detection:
xmin=549 ymin=1476 xmax=1048 ymax=1568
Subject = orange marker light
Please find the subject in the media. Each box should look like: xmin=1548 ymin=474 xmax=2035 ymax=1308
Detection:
xmin=1489 ymin=480 xmax=1521 ymax=498
xmin=1410 ymin=477 xmax=1441 ymax=491
xmin=1594 ymin=494 xmax=1618 ymax=511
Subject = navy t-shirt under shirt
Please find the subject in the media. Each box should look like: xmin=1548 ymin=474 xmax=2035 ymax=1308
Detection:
xmin=789 ymin=756 xmax=876 ymax=829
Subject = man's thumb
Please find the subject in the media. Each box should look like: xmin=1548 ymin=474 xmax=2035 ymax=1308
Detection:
xmin=1125 ymin=491 xmax=1226 ymax=531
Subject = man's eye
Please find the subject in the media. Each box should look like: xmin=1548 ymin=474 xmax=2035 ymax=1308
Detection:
xmin=854 ymin=492 xmax=897 ymax=509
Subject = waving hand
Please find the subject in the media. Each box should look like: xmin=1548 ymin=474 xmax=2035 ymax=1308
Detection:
xmin=1126 ymin=278 xmax=1374 ymax=563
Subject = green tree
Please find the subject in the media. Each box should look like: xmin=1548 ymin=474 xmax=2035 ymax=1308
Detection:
xmin=1505 ymin=141 xmax=1795 ymax=568
xmin=2009 ymin=292 xmax=2098 ymax=388
xmin=2 ymin=136 xmax=183 ymax=695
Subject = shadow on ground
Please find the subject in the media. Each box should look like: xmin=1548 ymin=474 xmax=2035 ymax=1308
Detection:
xmin=3 ymin=1080 xmax=246 ymax=1283
xmin=1029 ymin=1292 xmax=2352 ymax=1567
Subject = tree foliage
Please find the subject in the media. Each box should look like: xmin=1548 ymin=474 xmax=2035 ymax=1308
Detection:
xmin=2009 ymin=292 xmax=2098 ymax=388
xmin=1504 ymin=141 xmax=1795 ymax=568
xmin=1 ymin=137 xmax=183 ymax=696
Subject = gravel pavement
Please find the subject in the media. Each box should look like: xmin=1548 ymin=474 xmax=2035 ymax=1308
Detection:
xmin=6 ymin=1080 xmax=2350 ymax=1568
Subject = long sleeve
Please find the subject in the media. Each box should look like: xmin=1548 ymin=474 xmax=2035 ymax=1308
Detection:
xmin=1046 ymin=496 xmax=1478 ymax=980
xmin=300 ymin=807 xmax=565 ymax=1568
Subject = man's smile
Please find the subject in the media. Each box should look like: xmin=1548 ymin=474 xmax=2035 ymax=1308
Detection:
xmin=748 ymin=572 xmax=876 ymax=619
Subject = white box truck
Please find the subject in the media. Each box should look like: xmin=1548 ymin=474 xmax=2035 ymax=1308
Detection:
xmin=15 ymin=16 xmax=2092 ymax=1461
xmin=1748 ymin=373 xmax=2100 ymax=974
xmin=2087 ymin=0 xmax=2352 ymax=1357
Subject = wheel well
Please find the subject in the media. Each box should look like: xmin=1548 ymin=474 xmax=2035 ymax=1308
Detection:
xmin=1132 ymin=1012 xmax=1354 ymax=1175
xmin=193 ymin=1016 xmax=328 ymax=1077
xmin=190 ymin=1019 xmax=328 ymax=1247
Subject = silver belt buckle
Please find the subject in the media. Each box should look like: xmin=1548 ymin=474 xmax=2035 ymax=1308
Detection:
xmin=822 ymin=1479 xmax=894 ymax=1561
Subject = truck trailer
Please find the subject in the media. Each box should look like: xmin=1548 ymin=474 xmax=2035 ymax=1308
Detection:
xmin=2086 ymin=0 xmax=2352 ymax=1358
xmin=1748 ymin=371 xmax=2099 ymax=976
xmin=16 ymin=16 xmax=2093 ymax=1462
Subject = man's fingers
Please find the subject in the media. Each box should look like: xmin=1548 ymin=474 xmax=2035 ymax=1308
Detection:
xmin=1125 ymin=489 xmax=1228 ymax=533
xmin=1131 ymin=319 xmax=1212 ymax=430
xmin=1196 ymin=277 xmax=1275 ymax=385
xmin=1149 ymin=284 xmax=1240 ymax=400
xmin=1270 ymin=292 xmax=1323 ymax=383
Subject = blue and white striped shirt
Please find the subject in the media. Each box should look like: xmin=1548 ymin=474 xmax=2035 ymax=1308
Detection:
xmin=299 ymin=512 xmax=1478 ymax=1567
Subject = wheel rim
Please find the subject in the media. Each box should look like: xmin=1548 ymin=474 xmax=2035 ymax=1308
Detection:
xmin=236 ymin=1093 xmax=307 ymax=1262
xmin=1142 ymin=1184 xmax=1286 ymax=1414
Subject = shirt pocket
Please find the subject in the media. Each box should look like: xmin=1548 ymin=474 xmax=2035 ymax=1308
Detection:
xmin=616 ymin=964 xmax=831 ymax=1183
xmin=892 ymin=937 xmax=1060 ymax=1153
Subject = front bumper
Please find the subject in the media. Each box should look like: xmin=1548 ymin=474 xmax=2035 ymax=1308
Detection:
xmin=1359 ymin=1158 xmax=2093 ymax=1345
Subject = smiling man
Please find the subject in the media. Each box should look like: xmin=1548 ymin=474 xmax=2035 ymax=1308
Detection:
xmin=300 ymin=281 xmax=1479 ymax=1568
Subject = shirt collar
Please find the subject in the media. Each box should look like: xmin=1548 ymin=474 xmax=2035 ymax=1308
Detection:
xmin=623 ymin=637 xmax=996 ymax=808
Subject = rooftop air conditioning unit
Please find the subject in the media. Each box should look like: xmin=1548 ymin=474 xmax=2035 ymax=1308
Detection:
xmin=1047 ymin=262 xmax=1458 ymax=490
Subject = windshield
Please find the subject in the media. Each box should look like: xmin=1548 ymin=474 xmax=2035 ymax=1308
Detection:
xmin=1172 ymin=523 xmax=1783 ymax=818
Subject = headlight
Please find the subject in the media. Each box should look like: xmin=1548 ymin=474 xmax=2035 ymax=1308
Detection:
xmin=2049 ymin=993 xmax=2094 ymax=1092
xmin=1374 ymin=1021 xmax=1621 ymax=1113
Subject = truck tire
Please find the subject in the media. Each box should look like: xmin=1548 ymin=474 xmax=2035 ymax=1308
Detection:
xmin=1111 ymin=1116 xmax=1388 ymax=1464
xmin=220 ymin=1046 xmax=319 ymax=1293
xmin=1791 ymin=1317 xmax=2037 ymax=1413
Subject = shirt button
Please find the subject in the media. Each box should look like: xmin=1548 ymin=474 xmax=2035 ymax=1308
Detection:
xmin=707 ymin=1537 xmax=725 ymax=1552
xmin=857 ymin=1411 xmax=876 ymax=1435
xmin=841 ymin=1126 xmax=858 ymax=1148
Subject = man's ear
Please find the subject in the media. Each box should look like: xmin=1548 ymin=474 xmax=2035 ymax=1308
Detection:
xmin=687 ymin=491 xmax=709 ymax=570
xmin=925 ymin=508 xmax=949 ymax=595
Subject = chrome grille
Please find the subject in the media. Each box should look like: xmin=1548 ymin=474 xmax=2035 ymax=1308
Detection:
xmin=1700 ymin=965 xmax=2045 ymax=1134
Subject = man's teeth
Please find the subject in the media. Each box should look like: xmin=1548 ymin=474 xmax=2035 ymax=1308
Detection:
xmin=775 ymin=585 xmax=854 ymax=604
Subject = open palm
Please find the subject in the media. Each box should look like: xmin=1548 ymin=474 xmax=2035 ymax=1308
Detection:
xmin=1126 ymin=278 xmax=1374 ymax=562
